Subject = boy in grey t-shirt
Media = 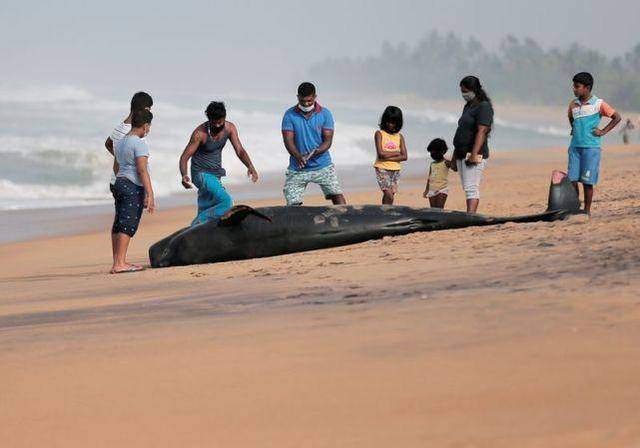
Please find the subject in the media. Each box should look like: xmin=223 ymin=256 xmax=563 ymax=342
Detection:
xmin=115 ymin=135 xmax=149 ymax=186
xmin=110 ymin=109 xmax=155 ymax=274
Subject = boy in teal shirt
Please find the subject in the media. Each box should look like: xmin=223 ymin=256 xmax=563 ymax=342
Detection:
xmin=567 ymin=72 xmax=621 ymax=215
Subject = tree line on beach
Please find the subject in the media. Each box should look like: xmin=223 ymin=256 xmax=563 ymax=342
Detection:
xmin=310 ymin=32 xmax=640 ymax=111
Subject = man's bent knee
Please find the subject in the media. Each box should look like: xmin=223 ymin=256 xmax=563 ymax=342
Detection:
xmin=220 ymin=193 xmax=233 ymax=210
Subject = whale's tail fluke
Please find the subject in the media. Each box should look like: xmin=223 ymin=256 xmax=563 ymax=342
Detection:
xmin=485 ymin=171 xmax=581 ymax=225
xmin=547 ymin=170 xmax=581 ymax=212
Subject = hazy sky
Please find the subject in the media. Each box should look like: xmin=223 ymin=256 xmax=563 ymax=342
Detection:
xmin=2 ymin=0 xmax=639 ymax=96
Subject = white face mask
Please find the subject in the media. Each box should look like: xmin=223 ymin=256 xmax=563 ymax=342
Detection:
xmin=298 ymin=103 xmax=315 ymax=113
xmin=462 ymin=91 xmax=476 ymax=102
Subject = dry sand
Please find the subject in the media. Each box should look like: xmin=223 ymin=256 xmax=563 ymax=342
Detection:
xmin=1 ymin=145 xmax=639 ymax=447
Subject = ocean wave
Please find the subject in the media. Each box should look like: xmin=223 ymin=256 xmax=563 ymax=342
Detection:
xmin=407 ymin=106 xmax=569 ymax=137
xmin=0 ymin=85 xmax=569 ymax=210
xmin=404 ymin=108 xmax=460 ymax=125
xmin=0 ymin=85 xmax=95 ymax=103
xmin=0 ymin=178 xmax=112 ymax=210
xmin=493 ymin=117 xmax=569 ymax=137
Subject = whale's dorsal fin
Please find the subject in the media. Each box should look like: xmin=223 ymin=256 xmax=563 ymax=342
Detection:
xmin=218 ymin=205 xmax=272 ymax=227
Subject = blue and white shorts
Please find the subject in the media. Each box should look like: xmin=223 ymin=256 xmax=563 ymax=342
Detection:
xmin=568 ymin=146 xmax=601 ymax=185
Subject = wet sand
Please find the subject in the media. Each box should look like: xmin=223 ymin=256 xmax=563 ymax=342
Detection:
xmin=1 ymin=145 xmax=639 ymax=447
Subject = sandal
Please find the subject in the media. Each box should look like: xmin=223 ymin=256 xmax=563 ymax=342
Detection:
xmin=110 ymin=265 xmax=145 ymax=274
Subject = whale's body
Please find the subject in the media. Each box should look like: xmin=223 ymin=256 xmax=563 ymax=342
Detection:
xmin=149 ymin=173 xmax=580 ymax=268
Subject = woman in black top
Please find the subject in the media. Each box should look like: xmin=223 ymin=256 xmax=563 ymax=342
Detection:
xmin=452 ymin=76 xmax=494 ymax=213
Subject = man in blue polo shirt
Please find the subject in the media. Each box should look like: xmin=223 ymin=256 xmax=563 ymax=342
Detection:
xmin=281 ymin=82 xmax=346 ymax=205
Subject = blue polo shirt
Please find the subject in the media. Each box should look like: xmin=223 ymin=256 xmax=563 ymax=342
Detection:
xmin=281 ymin=103 xmax=334 ymax=171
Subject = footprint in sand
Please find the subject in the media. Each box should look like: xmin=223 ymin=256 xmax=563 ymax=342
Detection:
xmin=343 ymin=293 xmax=362 ymax=299
xmin=286 ymin=292 xmax=308 ymax=299
xmin=345 ymin=298 xmax=368 ymax=305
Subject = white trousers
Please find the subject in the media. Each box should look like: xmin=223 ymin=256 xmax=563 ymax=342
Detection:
xmin=457 ymin=159 xmax=487 ymax=200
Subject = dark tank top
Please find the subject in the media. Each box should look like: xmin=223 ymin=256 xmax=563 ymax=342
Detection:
xmin=191 ymin=123 xmax=229 ymax=178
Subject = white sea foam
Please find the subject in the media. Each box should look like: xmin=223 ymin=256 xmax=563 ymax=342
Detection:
xmin=0 ymin=85 xmax=96 ymax=103
xmin=0 ymin=179 xmax=111 ymax=210
xmin=407 ymin=106 xmax=569 ymax=137
xmin=493 ymin=117 xmax=569 ymax=137
xmin=0 ymin=90 xmax=375 ymax=210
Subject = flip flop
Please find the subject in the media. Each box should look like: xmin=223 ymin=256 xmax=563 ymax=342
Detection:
xmin=110 ymin=265 xmax=145 ymax=274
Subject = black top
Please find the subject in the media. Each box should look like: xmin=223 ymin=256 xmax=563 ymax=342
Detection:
xmin=191 ymin=124 xmax=229 ymax=178
xmin=453 ymin=100 xmax=493 ymax=160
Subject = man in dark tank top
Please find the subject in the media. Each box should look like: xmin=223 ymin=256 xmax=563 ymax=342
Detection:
xmin=179 ymin=101 xmax=259 ymax=225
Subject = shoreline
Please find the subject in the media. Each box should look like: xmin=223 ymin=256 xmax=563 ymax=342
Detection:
xmin=0 ymin=159 xmax=433 ymax=244
xmin=0 ymin=168 xmax=344 ymax=244
xmin=0 ymin=145 xmax=560 ymax=244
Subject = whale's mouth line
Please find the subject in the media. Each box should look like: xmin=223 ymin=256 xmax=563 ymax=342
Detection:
xmin=383 ymin=217 xmax=442 ymax=229
xmin=319 ymin=230 xmax=342 ymax=235
xmin=384 ymin=221 xmax=417 ymax=229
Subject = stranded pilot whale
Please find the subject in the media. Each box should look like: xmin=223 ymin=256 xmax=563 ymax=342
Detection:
xmin=149 ymin=171 xmax=580 ymax=268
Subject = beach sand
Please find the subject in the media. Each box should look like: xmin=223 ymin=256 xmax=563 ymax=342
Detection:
xmin=1 ymin=145 xmax=639 ymax=447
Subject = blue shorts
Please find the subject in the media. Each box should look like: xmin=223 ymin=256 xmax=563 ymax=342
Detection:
xmin=568 ymin=146 xmax=601 ymax=185
xmin=112 ymin=177 xmax=145 ymax=237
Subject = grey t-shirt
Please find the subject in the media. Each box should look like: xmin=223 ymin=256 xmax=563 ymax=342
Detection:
xmin=453 ymin=100 xmax=493 ymax=159
xmin=115 ymin=134 xmax=149 ymax=186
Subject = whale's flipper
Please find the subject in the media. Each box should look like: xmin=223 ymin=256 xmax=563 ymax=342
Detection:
xmin=218 ymin=205 xmax=272 ymax=227
xmin=547 ymin=170 xmax=580 ymax=212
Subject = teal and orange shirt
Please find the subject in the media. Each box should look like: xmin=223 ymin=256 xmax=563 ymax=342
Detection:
xmin=569 ymin=95 xmax=616 ymax=148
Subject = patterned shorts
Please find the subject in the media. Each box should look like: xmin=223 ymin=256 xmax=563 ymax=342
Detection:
xmin=112 ymin=177 xmax=145 ymax=237
xmin=283 ymin=164 xmax=343 ymax=205
xmin=375 ymin=168 xmax=401 ymax=192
